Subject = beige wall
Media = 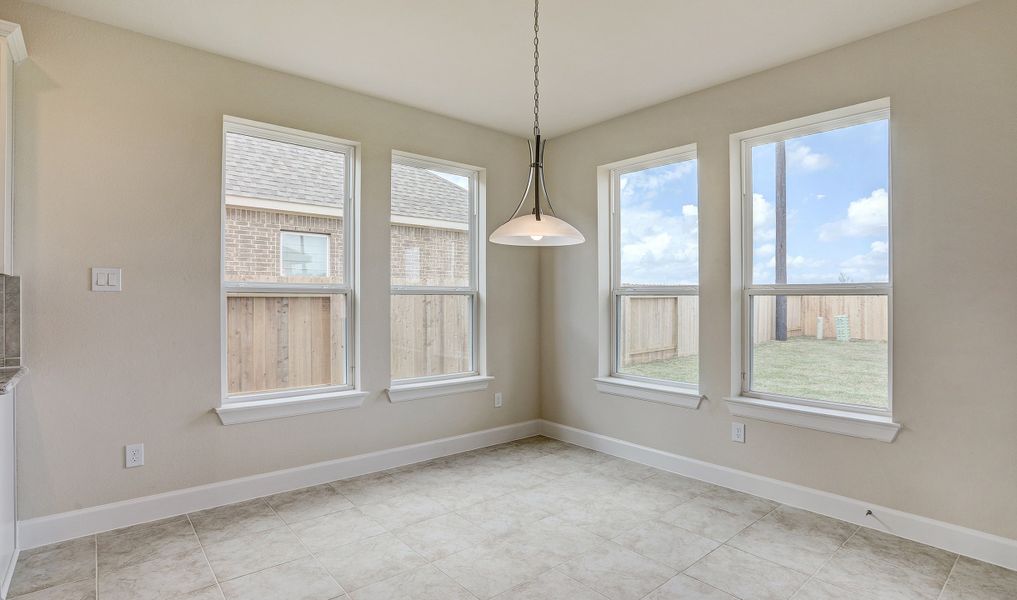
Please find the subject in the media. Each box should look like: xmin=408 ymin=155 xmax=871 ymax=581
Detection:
xmin=0 ymin=0 xmax=539 ymax=518
xmin=540 ymin=0 xmax=1017 ymax=539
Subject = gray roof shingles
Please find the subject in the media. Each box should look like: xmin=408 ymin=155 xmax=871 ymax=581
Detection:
xmin=224 ymin=132 xmax=468 ymax=224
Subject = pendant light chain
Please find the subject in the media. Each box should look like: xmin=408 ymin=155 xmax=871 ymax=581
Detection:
xmin=532 ymin=0 xmax=540 ymax=139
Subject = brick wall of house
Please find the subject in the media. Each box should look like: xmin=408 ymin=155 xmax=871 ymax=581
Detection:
xmin=224 ymin=207 xmax=344 ymax=283
xmin=390 ymin=224 xmax=470 ymax=287
xmin=225 ymin=207 xmax=470 ymax=287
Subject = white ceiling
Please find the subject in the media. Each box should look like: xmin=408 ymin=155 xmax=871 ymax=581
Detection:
xmin=26 ymin=0 xmax=976 ymax=137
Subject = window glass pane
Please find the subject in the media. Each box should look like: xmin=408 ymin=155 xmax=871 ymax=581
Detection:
xmin=750 ymin=294 xmax=888 ymax=408
xmin=280 ymin=232 xmax=328 ymax=277
xmin=751 ymin=119 xmax=889 ymax=285
xmin=391 ymin=162 xmax=471 ymax=287
xmin=391 ymin=295 xmax=472 ymax=380
xmin=617 ymin=295 xmax=698 ymax=385
xmin=224 ymin=132 xmax=345 ymax=284
xmin=227 ymin=294 xmax=346 ymax=394
xmin=618 ymin=159 xmax=698 ymax=286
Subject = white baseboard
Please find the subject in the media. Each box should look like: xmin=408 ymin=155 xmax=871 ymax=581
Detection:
xmin=18 ymin=420 xmax=540 ymax=550
xmin=1 ymin=546 xmax=17 ymax=600
xmin=539 ymin=419 xmax=1017 ymax=572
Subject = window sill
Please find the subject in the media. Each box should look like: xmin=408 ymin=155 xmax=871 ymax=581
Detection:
xmin=593 ymin=377 xmax=702 ymax=409
xmin=723 ymin=395 xmax=900 ymax=442
xmin=216 ymin=388 xmax=368 ymax=425
xmin=387 ymin=375 xmax=494 ymax=403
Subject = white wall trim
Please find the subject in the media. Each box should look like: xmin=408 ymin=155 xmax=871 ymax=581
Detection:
xmin=724 ymin=395 xmax=900 ymax=442
xmin=593 ymin=377 xmax=702 ymax=409
xmin=215 ymin=389 xmax=368 ymax=425
xmin=0 ymin=21 xmax=26 ymax=64
xmin=538 ymin=420 xmax=1017 ymax=571
xmin=387 ymin=375 xmax=493 ymax=403
xmin=1 ymin=546 xmax=17 ymax=599
xmin=18 ymin=420 xmax=539 ymax=550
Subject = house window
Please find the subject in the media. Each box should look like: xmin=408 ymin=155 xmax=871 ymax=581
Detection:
xmin=739 ymin=101 xmax=891 ymax=413
xmin=390 ymin=153 xmax=481 ymax=383
xmin=222 ymin=117 xmax=356 ymax=401
xmin=280 ymin=232 xmax=329 ymax=277
xmin=609 ymin=146 xmax=699 ymax=390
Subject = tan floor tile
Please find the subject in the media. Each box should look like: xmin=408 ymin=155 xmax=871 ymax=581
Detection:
xmin=315 ymin=532 xmax=426 ymax=592
xmin=685 ymin=545 xmax=808 ymax=600
xmin=612 ymin=520 xmax=719 ymax=570
xmin=201 ymin=526 xmax=308 ymax=581
xmin=219 ymin=557 xmax=343 ymax=600
xmin=349 ymin=564 xmax=474 ymax=600
xmin=188 ymin=500 xmax=285 ymax=545
xmin=661 ymin=487 xmax=776 ymax=541
xmin=8 ymin=577 xmax=95 ymax=600
xmin=643 ymin=574 xmax=737 ymax=599
xmin=289 ymin=508 xmax=386 ymax=552
xmin=557 ymin=542 xmax=676 ymax=600
xmin=940 ymin=556 xmax=1017 ymax=600
xmin=815 ymin=547 xmax=945 ymax=600
xmin=395 ymin=513 xmax=491 ymax=560
xmin=728 ymin=505 xmax=857 ymax=574
xmin=98 ymin=547 xmax=216 ymax=600
xmin=9 ymin=537 xmax=96 ymax=597
xmin=265 ymin=484 xmax=354 ymax=524
xmin=492 ymin=569 xmax=608 ymax=600
xmin=97 ymin=516 xmax=200 ymax=574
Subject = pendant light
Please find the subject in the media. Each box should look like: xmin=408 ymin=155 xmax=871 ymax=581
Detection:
xmin=489 ymin=0 xmax=585 ymax=247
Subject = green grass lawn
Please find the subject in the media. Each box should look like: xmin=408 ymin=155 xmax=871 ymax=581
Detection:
xmin=623 ymin=336 xmax=888 ymax=408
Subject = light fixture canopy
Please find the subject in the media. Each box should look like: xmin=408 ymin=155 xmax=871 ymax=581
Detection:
xmin=489 ymin=0 xmax=584 ymax=247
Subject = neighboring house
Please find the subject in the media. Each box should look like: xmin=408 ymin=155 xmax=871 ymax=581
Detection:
xmin=223 ymin=132 xmax=469 ymax=286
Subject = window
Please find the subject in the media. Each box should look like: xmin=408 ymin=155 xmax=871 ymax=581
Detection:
xmin=280 ymin=232 xmax=329 ymax=277
xmin=608 ymin=146 xmax=699 ymax=393
xmin=737 ymin=100 xmax=891 ymax=415
xmin=390 ymin=153 xmax=482 ymax=386
xmin=221 ymin=117 xmax=357 ymax=410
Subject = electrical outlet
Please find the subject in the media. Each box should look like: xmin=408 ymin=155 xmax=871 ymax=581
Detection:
xmin=125 ymin=443 xmax=144 ymax=468
xmin=731 ymin=422 xmax=746 ymax=443
xmin=494 ymin=392 xmax=503 ymax=408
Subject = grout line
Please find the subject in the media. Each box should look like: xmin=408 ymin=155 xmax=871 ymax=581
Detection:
xmin=262 ymin=499 xmax=349 ymax=597
xmin=935 ymin=554 xmax=961 ymax=600
xmin=186 ymin=513 xmax=226 ymax=599
xmin=93 ymin=534 xmax=98 ymax=600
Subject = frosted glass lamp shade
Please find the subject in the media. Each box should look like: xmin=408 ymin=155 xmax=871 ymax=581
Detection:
xmin=488 ymin=213 xmax=585 ymax=246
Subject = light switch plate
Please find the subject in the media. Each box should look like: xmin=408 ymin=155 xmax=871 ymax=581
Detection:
xmin=92 ymin=267 xmax=122 ymax=292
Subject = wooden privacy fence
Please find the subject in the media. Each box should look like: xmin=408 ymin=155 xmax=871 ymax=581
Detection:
xmin=622 ymin=294 xmax=888 ymax=367
xmin=391 ymin=294 xmax=471 ymax=380
xmin=752 ymin=295 xmax=888 ymax=342
xmin=227 ymin=295 xmax=346 ymax=394
xmin=622 ymin=296 xmax=699 ymax=366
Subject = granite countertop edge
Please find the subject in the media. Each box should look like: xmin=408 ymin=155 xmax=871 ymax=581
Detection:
xmin=0 ymin=366 xmax=26 ymax=394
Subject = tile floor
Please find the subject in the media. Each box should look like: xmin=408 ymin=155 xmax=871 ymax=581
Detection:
xmin=9 ymin=436 xmax=1017 ymax=600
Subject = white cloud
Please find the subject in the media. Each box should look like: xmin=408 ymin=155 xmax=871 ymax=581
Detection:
xmin=839 ymin=240 xmax=889 ymax=282
xmin=619 ymin=200 xmax=698 ymax=285
xmin=682 ymin=204 xmax=698 ymax=217
xmin=752 ymin=193 xmax=776 ymax=241
xmin=755 ymin=243 xmax=775 ymax=257
xmin=786 ymin=141 xmax=831 ymax=171
xmin=620 ymin=161 xmax=694 ymax=201
xmin=818 ymin=188 xmax=889 ymax=241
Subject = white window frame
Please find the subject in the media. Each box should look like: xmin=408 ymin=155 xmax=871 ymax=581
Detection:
xmin=387 ymin=151 xmax=490 ymax=402
xmin=725 ymin=98 xmax=900 ymax=442
xmin=216 ymin=116 xmax=365 ymax=425
xmin=593 ymin=144 xmax=702 ymax=409
xmin=279 ymin=231 xmax=330 ymax=278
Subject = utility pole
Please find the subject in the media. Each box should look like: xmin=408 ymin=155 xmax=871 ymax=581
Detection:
xmin=775 ymin=141 xmax=788 ymax=341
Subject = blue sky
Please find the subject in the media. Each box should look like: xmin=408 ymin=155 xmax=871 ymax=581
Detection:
xmin=619 ymin=159 xmax=699 ymax=286
xmin=619 ymin=119 xmax=888 ymax=287
xmin=751 ymin=119 xmax=889 ymax=284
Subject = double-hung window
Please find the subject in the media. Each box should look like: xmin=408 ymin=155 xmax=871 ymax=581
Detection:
xmin=219 ymin=117 xmax=362 ymax=423
xmin=388 ymin=152 xmax=487 ymax=400
xmin=598 ymin=145 xmax=700 ymax=405
xmin=729 ymin=99 xmax=898 ymax=441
